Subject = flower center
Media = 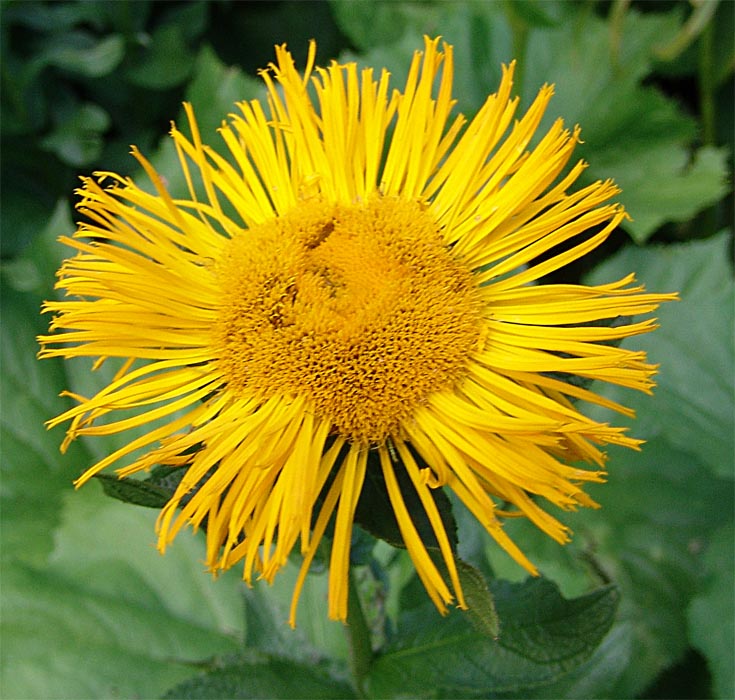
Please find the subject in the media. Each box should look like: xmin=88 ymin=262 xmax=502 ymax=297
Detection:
xmin=213 ymin=197 xmax=483 ymax=444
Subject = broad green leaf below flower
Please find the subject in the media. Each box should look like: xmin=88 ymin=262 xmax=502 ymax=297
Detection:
xmin=368 ymin=578 xmax=619 ymax=698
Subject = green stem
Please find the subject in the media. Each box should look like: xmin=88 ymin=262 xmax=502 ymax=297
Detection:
xmin=346 ymin=569 xmax=372 ymax=698
xmin=698 ymin=13 xmax=716 ymax=147
xmin=608 ymin=0 xmax=631 ymax=73
xmin=503 ymin=0 xmax=528 ymax=91
xmin=697 ymin=10 xmax=718 ymax=237
xmin=653 ymin=0 xmax=719 ymax=62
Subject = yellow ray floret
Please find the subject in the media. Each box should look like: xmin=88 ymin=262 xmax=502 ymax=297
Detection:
xmin=39 ymin=36 xmax=677 ymax=626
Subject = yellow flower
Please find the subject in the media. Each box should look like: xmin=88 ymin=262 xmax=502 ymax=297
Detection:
xmin=39 ymin=37 xmax=676 ymax=626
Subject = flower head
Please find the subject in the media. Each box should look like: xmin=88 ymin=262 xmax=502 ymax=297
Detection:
xmin=39 ymin=37 xmax=676 ymax=625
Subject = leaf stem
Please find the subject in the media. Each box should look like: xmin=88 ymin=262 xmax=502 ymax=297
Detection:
xmin=503 ymin=0 xmax=528 ymax=92
xmin=698 ymin=12 xmax=715 ymax=147
xmin=346 ymin=568 xmax=372 ymax=698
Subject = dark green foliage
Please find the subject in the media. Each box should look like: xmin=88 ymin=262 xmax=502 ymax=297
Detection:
xmin=354 ymin=449 xmax=458 ymax=552
xmin=95 ymin=472 xmax=173 ymax=509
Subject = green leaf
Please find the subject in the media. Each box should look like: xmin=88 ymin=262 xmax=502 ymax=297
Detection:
xmin=593 ymin=140 xmax=727 ymax=244
xmin=241 ymin=587 xmax=295 ymax=657
xmin=517 ymin=623 xmax=633 ymax=699
xmin=1 ymin=560 xmax=240 ymax=700
xmin=504 ymin=0 xmax=561 ymax=29
xmin=334 ymin=3 xmax=506 ymax=115
xmin=399 ymin=511 xmax=500 ymax=637
xmin=1 ymin=204 xmax=250 ymax=699
xmin=94 ymin=473 xmax=173 ymax=509
xmin=368 ymin=578 xmax=619 ymax=698
xmin=688 ymin=522 xmax=735 ymax=700
xmin=0 ymin=281 xmax=84 ymax=567
xmin=1 ymin=198 xmax=75 ymax=295
xmin=483 ymin=232 xmax=735 ymax=700
xmin=161 ymin=653 xmax=356 ymax=700
xmin=125 ymin=23 xmax=195 ymax=89
xmin=155 ymin=0 xmax=209 ymax=43
xmin=245 ymin=562 xmax=351 ymax=664
xmin=48 ymin=487 xmax=245 ymax=636
xmin=456 ymin=558 xmax=500 ymax=638
xmin=1 ymin=1 xmax=119 ymax=33
xmin=0 ymin=203 xmax=85 ymax=566
xmin=586 ymin=232 xmax=734 ymax=477
xmin=0 ymin=176 xmax=56 ymax=259
xmin=330 ymin=0 xmax=434 ymax=52
xmin=0 ymin=484 xmax=246 ymax=700
xmin=142 ymin=45 xmax=264 ymax=201
xmin=486 ymin=430 xmax=733 ymax=698
xmin=95 ymin=464 xmax=218 ymax=510
xmin=183 ymin=45 xmax=265 ymax=137
xmin=43 ymin=31 xmax=125 ymax=77
xmin=354 ymin=456 xmax=503 ymax=642
xmin=40 ymin=102 xmax=111 ymax=166
xmin=354 ymin=450 xmax=458 ymax=553
xmin=145 ymin=463 xmax=190 ymax=495
xmin=517 ymin=5 xmax=727 ymax=242
xmin=594 ymin=446 xmax=731 ymax=697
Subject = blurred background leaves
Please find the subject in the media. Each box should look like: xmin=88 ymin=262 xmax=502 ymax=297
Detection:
xmin=1 ymin=1 xmax=732 ymax=699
